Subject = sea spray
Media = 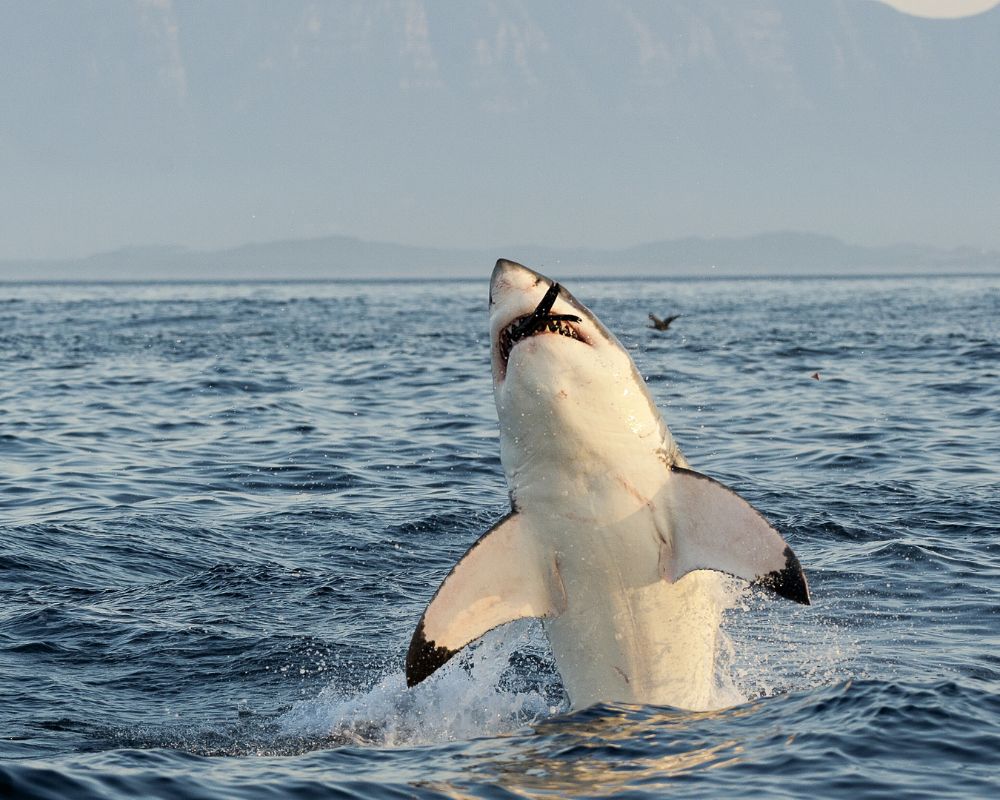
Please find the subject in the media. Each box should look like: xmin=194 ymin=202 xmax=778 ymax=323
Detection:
xmin=279 ymin=576 xmax=756 ymax=748
xmin=278 ymin=622 xmax=561 ymax=746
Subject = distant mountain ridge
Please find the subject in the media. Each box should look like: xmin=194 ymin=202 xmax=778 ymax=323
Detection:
xmin=4 ymin=3 xmax=1000 ymax=261
xmin=1 ymin=232 xmax=997 ymax=281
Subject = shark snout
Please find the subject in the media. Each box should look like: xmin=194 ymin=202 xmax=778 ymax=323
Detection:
xmin=489 ymin=259 xmax=547 ymax=307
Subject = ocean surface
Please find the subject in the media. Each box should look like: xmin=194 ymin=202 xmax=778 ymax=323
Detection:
xmin=1 ymin=273 xmax=997 ymax=799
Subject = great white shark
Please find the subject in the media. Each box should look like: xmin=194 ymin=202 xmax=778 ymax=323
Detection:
xmin=405 ymin=259 xmax=810 ymax=710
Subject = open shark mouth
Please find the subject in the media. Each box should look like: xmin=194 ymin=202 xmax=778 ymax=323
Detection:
xmin=497 ymin=282 xmax=584 ymax=366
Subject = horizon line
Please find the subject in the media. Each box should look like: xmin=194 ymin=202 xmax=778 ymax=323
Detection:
xmin=3 ymin=271 xmax=999 ymax=287
xmin=3 ymin=228 xmax=999 ymax=266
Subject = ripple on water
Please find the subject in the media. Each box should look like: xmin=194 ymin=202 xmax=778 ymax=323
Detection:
xmin=0 ymin=276 xmax=997 ymax=798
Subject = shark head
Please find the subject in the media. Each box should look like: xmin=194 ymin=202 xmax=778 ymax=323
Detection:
xmin=490 ymin=259 xmax=616 ymax=383
xmin=489 ymin=259 xmax=678 ymax=507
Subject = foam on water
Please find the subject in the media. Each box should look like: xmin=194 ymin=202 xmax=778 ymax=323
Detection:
xmin=278 ymin=624 xmax=561 ymax=747
xmin=275 ymin=575 xmax=855 ymax=750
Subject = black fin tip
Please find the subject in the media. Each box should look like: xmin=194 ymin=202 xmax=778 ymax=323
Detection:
xmin=405 ymin=619 xmax=458 ymax=687
xmin=754 ymin=546 xmax=811 ymax=605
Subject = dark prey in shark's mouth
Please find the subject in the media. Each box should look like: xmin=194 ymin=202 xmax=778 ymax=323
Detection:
xmin=498 ymin=282 xmax=584 ymax=365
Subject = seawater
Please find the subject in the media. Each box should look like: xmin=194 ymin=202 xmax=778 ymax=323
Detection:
xmin=0 ymin=275 xmax=997 ymax=799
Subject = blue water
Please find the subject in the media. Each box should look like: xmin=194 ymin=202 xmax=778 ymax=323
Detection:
xmin=1 ymin=274 xmax=997 ymax=799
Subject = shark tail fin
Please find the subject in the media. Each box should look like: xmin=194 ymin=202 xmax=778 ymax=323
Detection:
xmin=406 ymin=512 xmax=566 ymax=687
xmin=662 ymin=467 xmax=810 ymax=605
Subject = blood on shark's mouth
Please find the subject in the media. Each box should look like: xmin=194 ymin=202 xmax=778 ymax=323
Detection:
xmin=497 ymin=282 xmax=585 ymax=366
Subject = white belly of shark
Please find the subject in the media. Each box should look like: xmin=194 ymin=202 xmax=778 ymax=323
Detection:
xmin=405 ymin=260 xmax=810 ymax=711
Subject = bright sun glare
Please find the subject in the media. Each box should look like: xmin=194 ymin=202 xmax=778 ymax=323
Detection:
xmin=875 ymin=0 xmax=1000 ymax=18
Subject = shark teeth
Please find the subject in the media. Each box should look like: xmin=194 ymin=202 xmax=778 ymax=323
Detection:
xmin=498 ymin=315 xmax=583 ymax=365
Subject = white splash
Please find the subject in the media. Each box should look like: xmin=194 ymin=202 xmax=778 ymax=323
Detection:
xmin=278 ymin=576 xmax=853 ymax=748
xmin=721 ymin=586 xmax=861 ymax=704
xmin=278 ymin=623 xmax=560 ymax=747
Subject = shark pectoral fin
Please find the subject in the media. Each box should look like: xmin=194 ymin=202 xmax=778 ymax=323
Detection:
xmin=662 ymin=466 xmax=811 ymax=605
xmin=405 ymin=512 xmax=565 ymax=687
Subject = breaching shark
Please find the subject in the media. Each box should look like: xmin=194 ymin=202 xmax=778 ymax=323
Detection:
xmin=405 ymin=259 xmax=810 ymax=710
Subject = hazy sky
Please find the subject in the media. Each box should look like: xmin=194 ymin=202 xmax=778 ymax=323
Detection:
xmin=1 ymin=0 xmax=999 ymax=261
